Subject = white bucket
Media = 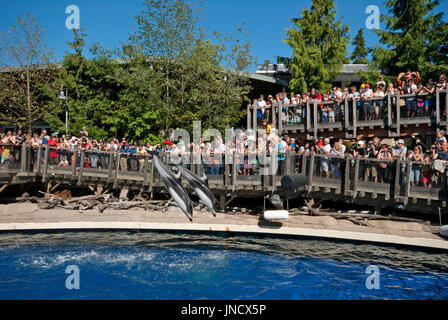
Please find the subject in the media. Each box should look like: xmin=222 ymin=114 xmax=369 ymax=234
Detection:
xmin=263 ymin=210 xmax=289 ymax=221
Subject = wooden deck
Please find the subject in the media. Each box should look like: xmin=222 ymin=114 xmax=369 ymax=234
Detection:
xmin=1 ymin=144 xmax=447 ymax=214
xmin=248 ymin=89 xmax=448 ymax=140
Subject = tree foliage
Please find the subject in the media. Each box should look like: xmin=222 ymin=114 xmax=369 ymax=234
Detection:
xmin=371 ymin=0 xmax=448 ymax=79
xmin=0 ymin=13 xmax=59 ymax=132
xmin=351 ymin=28 xmax=369 ymax=64
xmin=285 ymin=0 xmax=350 ymax=93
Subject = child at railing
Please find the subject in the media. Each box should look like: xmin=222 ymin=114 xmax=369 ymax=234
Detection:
xmin=422 ymin=153 xmax=433 ymax=188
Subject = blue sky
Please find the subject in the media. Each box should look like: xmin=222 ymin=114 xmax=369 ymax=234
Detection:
xmin=1 ymin=0 xmax=447 ymax=71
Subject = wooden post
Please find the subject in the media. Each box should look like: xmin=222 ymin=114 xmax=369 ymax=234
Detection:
xmin=301 ymin=152 xmax=308 ymax=175
xmin=272 ymin=104 xmax=276 ymax=129
xmin=307 ymin=151 xmax=315 ymax=192
xmin=313 ymin=101 xmax=318 ymax=139
xmin=396 ymin=92 xmax=401 ymax=136
xmin=36 ymin=144 xmax=43 ymax=173
xmin=20 ymin=143 xmax=27 ymax=173
xmin=143 ymin=155 xmax=150 ymax=187
xmin=285 ymin=150 xmax=292 ymax=175
xmin=344 ymin=154 xmax=351 ymax=195
xmin=231 ymin=151 xmax=237 ymax=190
xmin=77 ymin=150 xmax=86 ymax=186
xmin=113 ymin=152 xmax=121 ymax=189
xmin=253 ymin=103 xmax=258 ymax=134
xmin=41 ymin=145 xmax=50 ymax=183
xmin=71 ymin=146 xmax=78 ymax=179
xmin=224 ymin=154 xmax=230 ymax=188
xmin=394 ymin=158 xmax=401 ymax=197
xmin=353 ymin=155 xmax=360 ymax=198
xmin=344 ymin=97 xmax=349 ymax=137
xmin=352 ymin=100 xmax=357 ymax=138
xmin=306 ymin=100 xmax=311 ymax=134
xmin=278 ymin=103 xmax=282 ymax=135
xmin=404 ymin=161 xmax=412 ymax=199
xmin=247 ymin=104 xmax=251 ymax=130
xmin=149 ymin=157 xmax=155 ymax=192
xmin=107 ymin=150 xmax=114 ymax=183
xmin=436 ymin=87 xmax=441 ymax=127
xmin=252 ymin=103 xmax=257 ymax=133
xmin=387 ymin=92 xmax=392 ymax=137
xmin=189 ymin=151 xmax=195 ymax=174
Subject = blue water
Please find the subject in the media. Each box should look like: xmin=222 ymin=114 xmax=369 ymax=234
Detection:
xmin=0 ymin=231 xmax=447 ymax=299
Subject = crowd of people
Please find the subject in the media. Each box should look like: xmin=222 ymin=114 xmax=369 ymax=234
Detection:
xmin=1 ymin=124 xmax=448 ymax=189
xmin=253 ymin=73 xmax=448 ymax=125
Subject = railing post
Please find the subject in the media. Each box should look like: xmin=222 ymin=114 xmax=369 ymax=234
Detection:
xmin=307 ymin=151 xmax=315 ymax=193
xmin=247 ymin=104 xmax=251 ymax=130
xmin=107 ymin=149 xmax=114 ymax=183
xmin=143 ymin=155 xmax=150 ymax=187
xmin=36 ymin=144 xmax=43 ymax=173
xmin=278 ymin=103 xmax=282 ymax=135
xmin=232 ymin=151 xmax=236 ymax=190
xmin=404 ymin=161 xmax=412 ymax=199
xmin=344 ymin=97 xmax=349 ymax=137
xmin=387 ymin=93 xmax=392 ymax=137
xmin=285 ymin=150 xmax=292 ymax=175
xmin=41 ymin=145 xmax=50 ymax=183
xmin=77 ymin=150 xmax=86 ymax=186
xmin=20 ymin=143 xmax=27 ymax=173
xmin=272 ymin=104 xmax=276 ymax=129
xmin=253 ymin=103 xmax=258 ymax=135
xmin=71 ymin=146 xmax=78 ymax=180
xmin=396 ymin=91 xmax=401 ymax=136
xmin=352 ymin=99 xmax=357 ymax=138
xmin=313 ymin=101 xmax=318 ymax=139
xmin=306 ymin=100 xmax=311 ymax=135
xmin=394 ymin=158 xmax=401 ymax=198
xmin=353 ymin=155 xmax=360 ymax=198
xmin=252 ymin=103 xmax=257 ymax=133
xmin=113 ymin=152 xmax=120 ymax=189
xmin=436 ymin=87 xmax=441 ymax=127
xmin=301 ymin=152 xmax=307 ymax=175
xmin=344 ymin=154 xmax=351 ymax=195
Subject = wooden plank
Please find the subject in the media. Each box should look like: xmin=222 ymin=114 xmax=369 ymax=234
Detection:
xmin=77 ymin=150 xmax=86 ymax=186
xmin=352 ymin=100 xmax=357 ymax=138
xmin=113 ymin=152 xmax=121 ymax=189
xmin=396 ymin=91 xmax=401 ymax=136
xmin=41 ymin=145 xmax=50 ymax=183
xmin=36 ymin=144 xmax=43 ymax=173
xmin=278 ymin=103 xmax=282 ymax=135
xmin=344 ymin=97 xmax=349 ymax=137
xmin=404 ymin=161 xmax=412 ymax=198
xmin=71 ymin=146 xmax=78 ymax=179
xmin=353 ymin=155 xmax=360 ymax=197
xmin=394 ymin=159 xmax=401 ymax=198
xmin=387 ymin=92 xmax=392 ymax=136
xmin=436 ymin=87 xmax=440 ymax=127
xmin=143 ymin=155 xmax=150 ymax=187
xmin=20 ymin=143 xmax=27 ymax=173
xmin=247 ymin=104 xmax=251 ymax=130
xmin=344 ymin=154 xmax=351 ymax=194
xmin=306 ymin=101 xmax=311 ymax=134
xmin=313 ymin=101 xmax=318 ymax=139
xmin=107 ymin=150 xmax=114 ymax=183
xmin=253 ymin=103 xmax=258 ymax=135
xmin=307 ymin=152 xmax=315 ymax=192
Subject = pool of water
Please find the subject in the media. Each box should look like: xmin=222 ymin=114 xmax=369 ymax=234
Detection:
xmin=0 ymin=231 xmax=447 ymax=300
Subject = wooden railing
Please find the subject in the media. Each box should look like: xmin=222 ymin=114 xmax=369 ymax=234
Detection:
xmin=248 ymin=89 xmax=448 ymax=138
xmin=1 ymin=144 xmax=448 ymax=212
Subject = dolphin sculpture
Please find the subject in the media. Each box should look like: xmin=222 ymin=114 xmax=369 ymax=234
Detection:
xmin=176 ymin=165 xmax=217 ymax=217
xmin=152 ymin=155 xmax=193 ymax=221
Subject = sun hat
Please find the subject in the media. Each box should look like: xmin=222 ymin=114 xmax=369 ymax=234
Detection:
xmin=361 ymin=84 xmax=366 ymax=88
xmin=324 ymin=138 xmax=330 ymax=143
xmin=357 ymin=140 xmax=364 ymax=146
xmin=397 ymin=139 xmax=405 ymax=144
xmin=365 ymin=84 xmax=370 ymax=88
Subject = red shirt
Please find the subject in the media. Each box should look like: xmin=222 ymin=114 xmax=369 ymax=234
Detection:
xmin=48 ymin=138 xmax=59 ymax=158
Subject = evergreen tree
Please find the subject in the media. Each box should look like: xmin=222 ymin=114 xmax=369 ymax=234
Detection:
xmin=284 ymin=0 xmax=350 ymax=93
xmin=371 ymin=0 xmax=448 ymax=79
xmin=351 ymin=28 xmax=369 ymax=64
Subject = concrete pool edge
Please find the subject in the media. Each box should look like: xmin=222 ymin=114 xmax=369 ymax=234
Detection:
xmin=0 ymin=221 xmax=447 ymax=250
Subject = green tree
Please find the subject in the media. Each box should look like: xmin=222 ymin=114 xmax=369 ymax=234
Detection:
xmin=0 ymin=13 xmax=58 ymax=133
xmin=285 ymin=0 xmax=350 ymax=93
xmin=351 ymin=28 xmax=369 ymax=64
xmin=371 ymin=0 xmax=448 ymax=79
